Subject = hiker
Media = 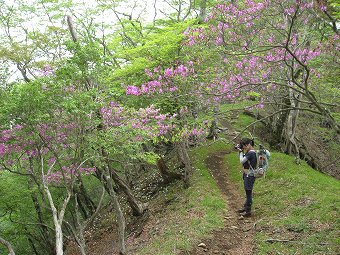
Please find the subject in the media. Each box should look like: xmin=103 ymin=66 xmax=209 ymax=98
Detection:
xmin=235 ymin=138 xmax=256 ymax=217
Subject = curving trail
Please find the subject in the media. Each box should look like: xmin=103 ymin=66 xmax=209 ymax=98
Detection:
xmin=187 ymin=150 xmax=255 ymax=255
xmin=67 ymin=149 xmax=257 ymax=255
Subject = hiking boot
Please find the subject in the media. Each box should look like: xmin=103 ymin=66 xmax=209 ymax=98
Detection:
xmin=237 ymin=207 xmax=246 ymax=213
xmin=240 ymin=211 xmax=251 ymax=217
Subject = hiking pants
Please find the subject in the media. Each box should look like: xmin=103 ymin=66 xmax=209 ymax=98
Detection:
xmin=243 ymin=173 xmax=255 ymax=211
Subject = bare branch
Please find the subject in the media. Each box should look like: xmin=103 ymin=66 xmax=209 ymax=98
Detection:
xmin=182 ymin=0 xmax=193 ymax=21
xmin=322 ymin=10 xmax=339 ymax=35
xmin=153 ymin=0 xmax=157 ymax=26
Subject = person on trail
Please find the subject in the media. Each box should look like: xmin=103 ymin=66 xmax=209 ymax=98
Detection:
xmin=235 ymin=138 xmax=257 ymax=217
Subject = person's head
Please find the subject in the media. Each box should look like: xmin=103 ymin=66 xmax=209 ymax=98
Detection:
xmin=240 ymin=138 xmax=254 ymax=151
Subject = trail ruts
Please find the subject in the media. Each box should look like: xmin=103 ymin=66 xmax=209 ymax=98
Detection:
xmin=181 ymin=149 xmax=255 ymax=255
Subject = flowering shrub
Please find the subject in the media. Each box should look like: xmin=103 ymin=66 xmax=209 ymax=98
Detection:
xmin=125 ymin=63 xmax=194 ymax=96
xmin=0 ymin=120 xmax=95 ymax=184
xmin=181 ymin=0 xmax=336 ymax=111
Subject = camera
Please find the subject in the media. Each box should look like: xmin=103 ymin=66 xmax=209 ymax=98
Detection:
xmin=234 ymin=142 xmax=244 ymax=151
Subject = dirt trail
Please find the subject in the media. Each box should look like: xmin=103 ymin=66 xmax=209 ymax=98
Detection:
xmin=67 ymin=149 xmax=256 ymax=255
xmin=186 ymin=150 xmax=255 ymax=255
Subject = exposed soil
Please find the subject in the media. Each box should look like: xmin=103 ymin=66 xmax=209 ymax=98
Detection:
xmin=66 ymin=148 xmax=256 ymax=255
xmin=62 ymin=112 xmax=339 ymax=255
xmin=66 ymin=114 xmax=257 ymax=255
xmin=179 ymin=149 xmax=256 ymax=255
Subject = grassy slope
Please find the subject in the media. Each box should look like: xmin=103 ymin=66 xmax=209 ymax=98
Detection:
xmin=227 ymin=111 xmax=340 ymax=254
xmin=136 ymin=141 xmax=227 ymax=254
xmin=226 ymin=151 xmax=340 ymax=254
xmin=136 ymin=110 xmax=339 ymax=254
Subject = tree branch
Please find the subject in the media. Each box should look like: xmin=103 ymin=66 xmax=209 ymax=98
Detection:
xmin=66 ymin=15 xmax=78 ymax=43
xmin=0 ymin=236 xmax=15 ymax=255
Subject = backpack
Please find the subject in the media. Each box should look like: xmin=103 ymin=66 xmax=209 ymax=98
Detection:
xmin=251 ymin=145 xmax=270 ymax=178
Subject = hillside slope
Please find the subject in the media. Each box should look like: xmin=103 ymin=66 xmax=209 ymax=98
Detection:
xmin=64 ymin=140 xmax=339 ymax=255
xmin=65 ymin=111 xmax=339 ymax=255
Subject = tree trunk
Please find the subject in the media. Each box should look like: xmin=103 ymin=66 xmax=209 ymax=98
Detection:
xmin=29 ymin=181 xmax=55 ymax=254
xmin=176 ymin=140 xmax=192 ymax=188
xmin=55 ymin=223 xmax=64 ymax=255
xmin=66 ymin=15 xmax=95 ymax=90
xmin=304 ymin=90 xmax=340 ymax=135
xmin=78 ymin=177 xmax=96 ymax=213
xmin=284 ymin=88 xmax=301 ymax=159
xmin=74 ymin=176 xmax=96 ymax=218
xmin=44 ymin=181 xmax=71 ymax=255
xmin=198 ymin=0 xmax=207 ymax=23
xmin=109 ymin=166 xmax=145 ymax=216
xmin=107 ymin=177 xmax=126 ymax=255
xmin=101 ymin=149 xmax=145 ymax=216
xmin=0 ymin=236 xmax=15 ymax=255
xmin=27 ymin=158 xmax=56 ymax=254
xmin=269 ymin=107 xmax=289 ymax=146
xmin=156 ymin=157 xmax=182 ymax=184
xmin=206 ymin=120 xmax=219 ymax=140
xmin=66 ymin=187 xmax=105 ymax=255
xmin=24 ymin=227 xmax=40 ymax=255
xmin=74 ymin=195 xmax=87 ymax=255
xmin=16 ymin=62 xmax=31 ymax=82
xmin=94 ymin=166 xmax=112 ymax=194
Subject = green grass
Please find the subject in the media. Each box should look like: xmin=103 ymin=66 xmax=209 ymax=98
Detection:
xmin=134 ymin=103 xmax=339 ymax=254
xmin=219 ymin=100 xmax=254 ymax=113
xmin=225 ymin=151 xmax=340 ymax=255
xmin=135 ymin=141 xmax=227 ymax=255
xmin=224 ymin=102 xmax=340 ymax=254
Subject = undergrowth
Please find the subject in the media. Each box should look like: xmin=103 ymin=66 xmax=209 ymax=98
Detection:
xmin=135 ymin=141 xmax=227 ymax=255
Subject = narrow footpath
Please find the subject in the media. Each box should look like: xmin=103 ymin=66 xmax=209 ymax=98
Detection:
xmin=187 ymin=150 xmax=256 ymax=255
